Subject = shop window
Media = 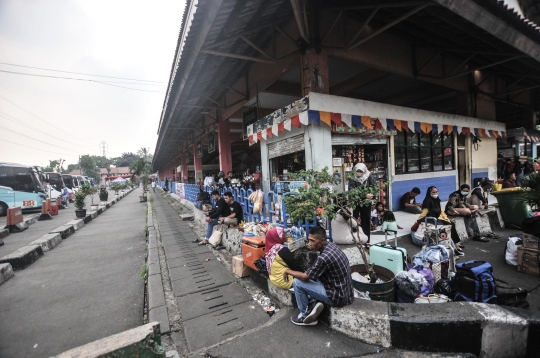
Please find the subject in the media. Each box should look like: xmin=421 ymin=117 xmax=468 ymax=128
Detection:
xmin=394 ymin=131 xmax=454 ymax=173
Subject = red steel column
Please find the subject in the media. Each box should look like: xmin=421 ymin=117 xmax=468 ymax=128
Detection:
xmin=300 ymin=49 xmax=329 ymax=96
xmin=181 ymin=151 xmax=188 ymax=183
xmin=193 ymin=139 xmax=203 ymax=184
xmin=218 ymin=116 xmax=232 ymax=174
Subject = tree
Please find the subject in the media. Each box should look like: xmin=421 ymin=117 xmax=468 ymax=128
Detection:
xmin=114 ymin=152 xmax=139 ymax=167
xmin=66 ymin=163 xmax=79 ymax=174
xmin=42 ymin=159 xmax=65 ymax=173
xmin=79 ymin=155 xmax=98 ymax=180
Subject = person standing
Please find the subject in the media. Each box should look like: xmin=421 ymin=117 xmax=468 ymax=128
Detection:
xmin=348 ymin=163 xmax=376 ymax=243
xmin=285 ymin=227 xmax=354 ymax=326
xmin=151 ymin=180 xmax=156 ymax=193
xmin=401 ymin=188 xmax=422 ymax=214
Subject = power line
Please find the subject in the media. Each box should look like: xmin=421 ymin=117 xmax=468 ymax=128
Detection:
xmin=0 ymin=124 xmax=92 ymax=152
xmin=0 ymin=61 xmax=166 ymax=83
xmin=0 ymin=111 xmax=96 ymax=150
xmin=2 ymin=138 xmax=82 ymax=157
xmin=0 ymin=69 xmax=166 ymax=93
xmin=0 ymin=92 xmax=95 ymax=145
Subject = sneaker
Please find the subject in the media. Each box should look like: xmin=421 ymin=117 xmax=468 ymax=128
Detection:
xmin=454 ymin=249 xmax=465 ymax=257
xmin=472 ymin=235 xmax=489 ymax=243
xmin=303 ymin=302 xmax=324 ymax=324
xmin=192 ymin=238 xmax=200 ymax=243
xmin=290 ymin=315 xmax=317 ymax=326
xmin=198 ymin=240 xmax=209 ymax=245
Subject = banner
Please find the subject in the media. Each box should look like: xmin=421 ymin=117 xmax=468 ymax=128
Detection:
xmin=197 ymin=141 xmax=203 ymax=158
xmin=208 ymin=131 xmax=215 ymax=153
xmin=175 ymin=183 xmax=185 ymax=199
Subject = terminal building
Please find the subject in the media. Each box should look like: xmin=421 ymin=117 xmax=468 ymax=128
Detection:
xmin=153 ymin=0 xmax=540 ymax=210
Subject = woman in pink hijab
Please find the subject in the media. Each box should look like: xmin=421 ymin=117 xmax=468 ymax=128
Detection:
xmin=264 ymin=227 xmax=303 ymax=289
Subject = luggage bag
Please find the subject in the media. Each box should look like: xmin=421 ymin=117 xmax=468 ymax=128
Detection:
xmin=423 ymin=217 xmax=451 ymax=280
xmin=369 ymin=229 xmax=407 ymax=275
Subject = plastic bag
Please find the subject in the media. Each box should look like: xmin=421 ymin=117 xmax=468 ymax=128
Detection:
xmin=434 ymin=278 xmax=454 ymax=297
xmin=505 ymin=236 xmax=521 ymax=266
xmin=395 ymin=269 xmax=425 ymax=297
xmin=415 ymin=266 xmax=435 ymax=296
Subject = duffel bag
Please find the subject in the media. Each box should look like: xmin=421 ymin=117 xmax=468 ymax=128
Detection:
xmin=454 ymin=260 xmax=497 ymax=303
xmin=495 ymin=279 xmax=529 ymax=309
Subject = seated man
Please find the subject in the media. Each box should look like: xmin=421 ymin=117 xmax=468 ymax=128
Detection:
xmin=502 ymin=172 xmax=517 ymax=189
xmin=468 ymin=180 xmax=493 ymax=209
xmin=284 ymin=226 xmax=354 ymax=326
xmin=195 ymin=190 xmax=230 ymax=245
xmin=445 ymin=184 xmax=479 ymax=217
xmin=218 ymin=191 xmax=243 ymax=226
xmin=401 ymin=187 xmax=422 ymax=214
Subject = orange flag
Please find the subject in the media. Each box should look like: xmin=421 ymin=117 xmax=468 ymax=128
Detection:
xmin=361 ymin=116 xmax=372 ymax=129
xmin=320 ymin=111 xmax=332 ymax=126
xmin=394 ymin=119 xmax=402 ymax=131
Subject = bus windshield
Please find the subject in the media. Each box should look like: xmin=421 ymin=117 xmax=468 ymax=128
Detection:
xmin=46 ymin=173 xmax=63 ymax=191
xmin=0 ymin=165 xmax=44 ymax=193
xmin=62 ymin=175 xmax=74 ymax=189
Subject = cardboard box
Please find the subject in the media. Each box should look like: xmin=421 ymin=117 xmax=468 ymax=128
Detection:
xmin=523 ymin=233 xmax=539 ymax=250
xmin=517 ymin=246 xmax=540 ymax=276
xmin=232 ymin=255 xmax=250 ymax=278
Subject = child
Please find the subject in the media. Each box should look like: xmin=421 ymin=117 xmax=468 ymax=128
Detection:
xmin=381 ymin=211 xmax=399 ymax=233
xmin=371 ymin=202 xmax=386 ymax=229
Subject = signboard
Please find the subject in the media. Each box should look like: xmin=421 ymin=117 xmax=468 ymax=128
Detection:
xmin=243 ymin=106 xmax=258 ymax=139
xmin=175 ymin=183 xmax=185 ymax=199
xmin=208 ymin=131 xmax=215 ymax=154
xmin=197 ymin=141 xmax=203 ymax=158
xmin=332 ymin=158 xmax=342 ymax=167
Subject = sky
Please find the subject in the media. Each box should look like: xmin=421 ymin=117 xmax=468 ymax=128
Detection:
xmin=0 ymin=0 xmax=185 ymax=168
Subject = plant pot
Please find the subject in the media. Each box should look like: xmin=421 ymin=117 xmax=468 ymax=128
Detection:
xmin=139 ymin=196 xmax=147 ymax=202
xmin=91 ymin=204 xmax=99 ymax=210
xmin=75 ymin=209 xmax=87 ymax=218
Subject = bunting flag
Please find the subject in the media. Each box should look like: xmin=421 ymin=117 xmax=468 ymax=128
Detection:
xmin=394 ymin=119 xmax=402 ymax=131
xmin=308 ymin=110 xmax=320 ymax=126
xmin=253 ymin=131 xmax=258 ymax=143
xmin=487 ymin=130 xmax=493 ymax=137
xmin=453 ymin=126 xmax=458 ymax=135
xmin=379 ymin=118 xmax=388 ymax=129
xmin=257 ymin=131 xmax=262 ymax=141
xmin=341 ymin=113 xmax=351 ymax=127
xmin=320 ymin=111 xmax=332 ymax=126
xmin=414 ymin=122 xmax=421 ymax=133
xmin=401 ymin=120 xmax=409 ymax=132
xmin=266 ymin=127 xmax=272 ymax=139
xmin=278 ymin=121 xmax=285 ymax=134
xmin=249 ymin=135 xmax=254 ymax=145
xmin=331 ymin=112 xmax=342 ymax=126
xmin=352 ymin=115 xmax=362 ymax=128
xmin=446 ymin=125 xmax=453 ymax=135
xmin=247 ymin=124 xmax=254 ymax=138
xmin=474 ymin=128 xmax=480 ymax=137
xmin=261 ymin=129 xmax=267 ymax=140
xmin=462 ymin=127 xmax=470 ymax=135
xmin=361 ymin=116 xmax=372 ymax=129
xmin=421 ymin=122 xmax=432 ymax=133
xmin=272 ymin=121 xmax=279 ymax=136
xmin=479 ymin=128 xmax=487 ymax=137
xmin=291 ymin=114 xmax=301 ymax=128
xmin=432 ymin=123 xmax=438 ymax=134
xmin=386 ymin=118 xmax=395 ymax=131
xmin=284 ymin=119 xmax=291 ymax=131
xmin=485 ymin=129 xmax=491 ymax=137
xmin=299 ymin=111 xmax=309 ymax=125
xmin=438 ymin=124 xmax=445 ymax=134
xmin=408 ymin=121 xmax=415 ymax=133
xmin=374 ymin=119 xmax=383 ymax=130
xmin=493 ymin=131 xmax=500 ymax=138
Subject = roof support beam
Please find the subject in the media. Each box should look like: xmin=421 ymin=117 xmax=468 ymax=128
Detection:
xmin=240 ymin=35 xmax=274 ymax=60
xmin=200 ymin=49 xmax=275 ymax=64
xmin=445 ymin=55 xmax=524 ymax=80
xmin=203 ymin=23 xmax=274 ymax=50
xmin=274 ymin=25 xmax=301 ymax=49
xmin=290 ymin=0 xmax=310 ymax=44
xmin=347 ymin=7 xmax=379 ymax=49
xmin=348 ymin=3 xmax=430 ymax=50
xmin=444 ymin=53 xmax=476 ymax=79
xmin=321 ymin=10 xmax=342 ymax=45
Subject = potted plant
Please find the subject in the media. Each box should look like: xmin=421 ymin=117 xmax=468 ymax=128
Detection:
xmin=112 ymin=183 xmax=120 ymax=196
xmin=99 ymin=186 xmax=108 ymax=203
xmin=74 ymin=191 xmax=88 ymax=218
xmin=87 ymin=186 xmax=99 ymax=210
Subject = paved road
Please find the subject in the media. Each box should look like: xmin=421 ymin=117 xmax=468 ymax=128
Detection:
xmin=0 ymin=189 xmax=146 ymax=357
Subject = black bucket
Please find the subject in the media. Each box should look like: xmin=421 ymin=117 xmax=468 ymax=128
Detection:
xmin=351 ymin=265 xmax=396 ymax=302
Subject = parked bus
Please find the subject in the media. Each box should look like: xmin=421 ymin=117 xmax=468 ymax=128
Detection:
xmin=44 ymin=172 xmax=67 ymax=202
xmin=0 ymin=162 xmax=47 ymax=216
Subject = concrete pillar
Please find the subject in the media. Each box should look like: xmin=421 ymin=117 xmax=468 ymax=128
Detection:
xmin=193 ymin=139 xmax=203 ymax=184
xmin=261 ymin=141 xmax=270 ymax=193
xmin=181 ymin=152 xmax=188 ymax=183
xmin=304 ymin=125 xmax=332 ymax=171
xmin=218 ymin=116 xmax=233 ymax=174
xmin=301 ymin=49 xmax=329 ymax=96
xmin=174 ymin=157 xmax=179 ymax=181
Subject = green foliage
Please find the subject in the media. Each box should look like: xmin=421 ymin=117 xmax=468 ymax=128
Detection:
xmin=140 ymin=264 xmax=148 ymax=281
xmin=519 ymin=174 xmax=540 ymax=210
xmin=283 ymin=167 xmax=383 ymax=224
xmin=114 ymin=152 xmax=139 ymax=167
xmin=80 ymin=155 xmax=99 ymax=180
xmin=74 ymin=191 xmax=87 ymax=210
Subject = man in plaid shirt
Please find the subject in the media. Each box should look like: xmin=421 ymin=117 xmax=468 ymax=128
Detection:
xmin=284 ymin=226 xmax=354 ymax=326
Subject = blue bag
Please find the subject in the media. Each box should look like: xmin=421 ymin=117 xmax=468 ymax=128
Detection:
xmin=454 ymin=260 xmax=497 ymax=303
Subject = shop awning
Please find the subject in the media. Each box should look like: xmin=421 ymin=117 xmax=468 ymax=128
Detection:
xmin=247 ymin=93 xmax=508 ymax=145
xmin=506 ymin=127 xmax=540 ymax=142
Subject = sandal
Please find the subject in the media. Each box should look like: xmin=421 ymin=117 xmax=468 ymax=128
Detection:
xmin=198 ymin=240 xmax=209 ymax=246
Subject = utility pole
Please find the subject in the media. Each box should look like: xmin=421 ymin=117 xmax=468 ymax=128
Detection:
xmin=99 ymin=141 xmax=109 ymax=158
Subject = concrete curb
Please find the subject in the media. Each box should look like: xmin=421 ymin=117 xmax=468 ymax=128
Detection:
xmin=0 ymin=245 xmax=43 ymax=270
xmin=0 ymin=229 xmax=8 ymax=239
xmin=66 ymin=219 xmax=85 ymax=231
xmin=1 ymin=214 xmax=40 ymax=240
xmin=54 ymin=322 xmax=165 ymax=358
xmin=0 ymin=263 xmax=14 ymax=285
xmin=50 ymin=225 xmax=76 ymax=240
xmin=28 ymin=233 xmax=63 ymax=252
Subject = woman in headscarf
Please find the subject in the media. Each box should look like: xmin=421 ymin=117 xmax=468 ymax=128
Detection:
xmin=445 ymin=184 xmax=478 ymax=217
xmin=348 ymin=163 xmax=377 ymax=243
xmin=264 ymin=227 xmax=303 ymax=290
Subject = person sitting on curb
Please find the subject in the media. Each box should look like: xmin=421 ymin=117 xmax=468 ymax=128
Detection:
xmin=468 ymin=180 xmax=493 ymax=210
xmin=445 ymin=184 xmax=479 ymax=217
xmin=284 ymin=226 xmax=354 ymax=326
xmin=194 ymin=190 xmax=230 ymax=245
xmin=218 ymin=191 xmax=243 ymax=227
xmin=502 ymin=172 xmax=517 ymax=189
xmin=401 ymin=187 xmax=422 ymax=214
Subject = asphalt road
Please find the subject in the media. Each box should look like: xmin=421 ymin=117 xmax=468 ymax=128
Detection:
xmin=0 ymin=189 xmax=146 ymax=357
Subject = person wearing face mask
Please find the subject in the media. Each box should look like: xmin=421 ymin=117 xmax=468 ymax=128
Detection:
xmin=468 ymin=180 xmax=493 ymax=209
xmin=445 ymin=184 xmax=479 ymax=217
xmin=348 ymin=163 xmax=377 ymax=243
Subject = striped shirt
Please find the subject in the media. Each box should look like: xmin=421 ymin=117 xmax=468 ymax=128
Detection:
xmin=306 ymin=241 xmax=354 ymax=307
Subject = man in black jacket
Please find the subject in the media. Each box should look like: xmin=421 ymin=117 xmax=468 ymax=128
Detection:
xmin=196 ymin=190 xmax=230 ymax=245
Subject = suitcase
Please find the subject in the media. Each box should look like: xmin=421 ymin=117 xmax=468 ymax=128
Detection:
xmin=369 ymin=229 xmax=407 ymax=275
xmin=422 ymin=217 xmax=451 ymax=280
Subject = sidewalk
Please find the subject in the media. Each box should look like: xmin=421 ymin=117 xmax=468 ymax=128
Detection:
xmin=0 ymin=189 xmax=145 ymax=357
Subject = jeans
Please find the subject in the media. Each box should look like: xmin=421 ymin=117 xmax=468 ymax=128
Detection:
xmin=205 ymin=218 xmax=219 ymax=240
xmin=152 ymin=187 xmax=155 ymax=192
xmin=403 ymin=206 xmax=422 ymax=214
xmin=293 ymin=278 xmax=333 ymax=318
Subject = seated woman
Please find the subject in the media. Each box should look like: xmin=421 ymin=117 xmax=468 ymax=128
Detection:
xmin=416 ymin=186 xmax=464 ymax=253
xmin=371 ymin=202 xmax=386 ymax=229
xmin=445 ymin=184 xmax=479 ymax=217
xmin=265 ymin=227 xmax=303 ymax=290
xmin=331 ymin=207 xmax=368 ymax=245
xmin=502 ymin=172 xmax=517 ymax=188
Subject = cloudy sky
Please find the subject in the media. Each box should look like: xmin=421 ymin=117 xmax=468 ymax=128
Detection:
xmin=0 ymin=0 xmax=185 ymax=168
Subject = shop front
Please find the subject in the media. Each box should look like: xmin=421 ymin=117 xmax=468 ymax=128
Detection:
xmin=254 ymin=93 xmax=506 ymax=211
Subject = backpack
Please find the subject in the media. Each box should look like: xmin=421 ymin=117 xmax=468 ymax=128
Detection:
xmin=454 ymin=260 xmax=497 ymax=303
xmin=495 ymin=279 xmax=529 ymax=309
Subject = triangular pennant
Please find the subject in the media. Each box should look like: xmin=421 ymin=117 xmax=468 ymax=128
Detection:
xmin=457 ymin=126 xmax=462 ymax=134
xmin=278 ymin=121 xmax=285 ymax=134
xmin=272 ymin=122 xmax=279 ymax=136
xmin=320 ymin=111 xmax=332 ymax=126
xmin=453 ymin=126 xmax=458 ymax=135
xmin=402 ymin=120 xmax=409 ymax=132
xmin=432 ymin=123 xmax=438 ymax=134
xmin=351 ymin=115 xmax=362 ymax=128
xmin=249 ymin=135 xmax=254 ymax=145
xmin=331 ymin=113 xmax=342 ymax=126
xmin=361 ymin=116 xmax=372 ymax=129
xmin=266 ymin=127 xmax=272 ymax=139
xmin=443 ymin=125 xmax=448 ymax=134
xmin=257 ymin=131 xmax=262 ymax=141
xmin=341 ymin=114 xmax=351 ymax=127
xmin=407 ymin=121 xmax=415 ymax=133
xmin=438 ymin=124 xmax=444 ymax=134
xmin=414 ymin=122 xmax=421 ymax=133
xmin=291 ymin=114 xmax=301 ymax=128
xmin=462 ymin=127 xmax=470 ymax=135
xmin=379 ymin=117 xmax=387 ymax=129
xmin=479 ymin=128 xmax=486 ymax=137
xmin=299 ymin=111 xmax=309 ymax=125
xmin=474 ymin=128 xmax=479 ymax=137
xmin=308 ymin=110 xmax=320 ymax=126
xmin=253 ymin=131 xmax=258 ymax=143
xmin=261 ymin=129 xmax=267 ymax=140
xmin=386 ymin=118 xmax=395 ymax=131
xmin=394 ymin=119 xmax=402 ymax=131
xmin=373 ymin=119 xmax=383 ymax=130
xmin=485 ymin=129 xmax=491 ymax=137
xmin=284 ymin=119 xmax=292 ymax=131
xmin=247 ymin=124 xmax=254 ymax=137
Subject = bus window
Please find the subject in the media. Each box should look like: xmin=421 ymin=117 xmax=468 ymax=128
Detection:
xmin=0 ymin=166 xmax=16 ymax=189
xmin=14 ymin=170 xmax=36 ymax=192
xmin=48 ymin=174 xmax=63 ymax=191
